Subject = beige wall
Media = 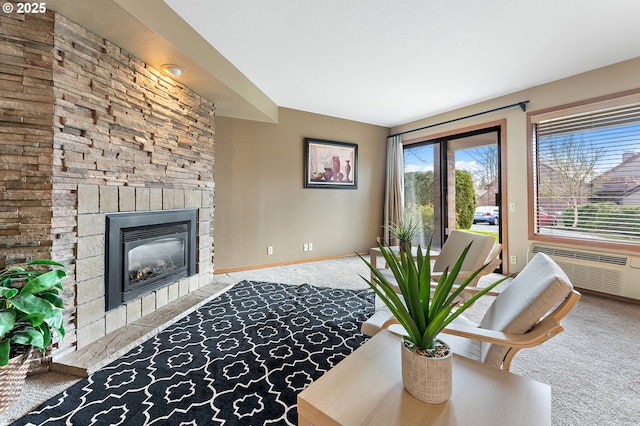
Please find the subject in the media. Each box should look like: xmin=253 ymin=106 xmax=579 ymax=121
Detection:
xmin=215 ymin=108 xmax=389 ymax=271
xmin=391 ymin=57 xmax=640 ymax=272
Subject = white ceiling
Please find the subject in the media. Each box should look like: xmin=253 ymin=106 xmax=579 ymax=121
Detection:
xmin=47 ymin=0 xmax=640 ymax=128
xmin=163 ymin=0 xmax=640 ymax=127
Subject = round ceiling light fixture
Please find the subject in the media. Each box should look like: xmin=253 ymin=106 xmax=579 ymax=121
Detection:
xmin=160 ymin=64 xmax=183 ymax=78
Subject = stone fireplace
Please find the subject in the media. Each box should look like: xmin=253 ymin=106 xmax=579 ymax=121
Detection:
xmin=0 ymin=9 xmax=215 ymax=360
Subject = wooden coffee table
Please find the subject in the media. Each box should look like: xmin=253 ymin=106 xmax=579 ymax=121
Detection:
xmin=297 ymin=330 xmax=551 ymax=425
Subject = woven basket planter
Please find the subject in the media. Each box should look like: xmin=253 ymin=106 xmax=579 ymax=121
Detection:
xmin=0 ymin=348 xmax=35 ymax=414
xmin=401 ymin=339 xmax=452 ymax=403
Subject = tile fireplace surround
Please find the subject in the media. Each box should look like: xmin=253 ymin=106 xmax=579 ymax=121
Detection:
xmin=0 ymin=8 xmax=215 ymax=368
xmin=74 ymin=185 xmax=213 ymax=351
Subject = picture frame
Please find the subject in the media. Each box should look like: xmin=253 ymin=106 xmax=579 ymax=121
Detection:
xmin=304 ymin=138 xmax=357 ymax=189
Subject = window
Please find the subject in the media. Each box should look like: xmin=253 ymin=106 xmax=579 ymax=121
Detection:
xmin=529 ymin=91 xmax=640 ymax=250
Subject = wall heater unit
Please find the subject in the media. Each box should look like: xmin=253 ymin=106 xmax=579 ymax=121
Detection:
xmin=529 ymin=244 xmax=640 ymax=301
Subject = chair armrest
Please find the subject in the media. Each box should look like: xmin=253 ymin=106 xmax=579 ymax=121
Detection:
xmin=431 ymin=270 xmax=474 ymax=280
xmin=429 ymin=283 xmax=501 ymax=298
xmin=380 ymin=313 xmax=563 ymax=349
xmin=442 ymin=318 xmax=564 ymax=349
xmin=443 ymin=289 xmax=580 ymax=349
xmin=381 ymin=316 xmax=400 ymax=330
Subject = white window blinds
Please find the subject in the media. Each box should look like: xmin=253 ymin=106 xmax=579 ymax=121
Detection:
xmin=533 ymin=103 xmax=640 ymax=245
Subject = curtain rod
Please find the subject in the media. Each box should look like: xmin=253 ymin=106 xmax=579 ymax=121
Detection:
xmin=388 ymin=100 xmax=530 ymax=138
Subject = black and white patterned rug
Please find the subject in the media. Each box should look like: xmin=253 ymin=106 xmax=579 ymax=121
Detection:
xmin=12 ymin=281 xmax=373 ymax=426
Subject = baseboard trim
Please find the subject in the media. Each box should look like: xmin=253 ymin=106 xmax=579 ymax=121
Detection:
xmin=214 ymin=252 xmax=368 ymax=275
xmin=575 ymin=287 xmax=640 ymax=305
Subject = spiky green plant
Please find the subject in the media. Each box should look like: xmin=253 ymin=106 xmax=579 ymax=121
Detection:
xmin=384 ymin=217 xmax=422 ymax=243
xmin=0 ymin=260 xmax=68 ymax=366
xmin=359 ymin=241 xmax=508 ymax=354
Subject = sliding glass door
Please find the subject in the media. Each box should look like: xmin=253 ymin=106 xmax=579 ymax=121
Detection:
xmin=403 ymin=127 xmax=501 ymax=254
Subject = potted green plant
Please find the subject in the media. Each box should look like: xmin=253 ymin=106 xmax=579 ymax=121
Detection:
xmin=0 ymin=259 xmax=68 ymax=413
xmin=358 ymin=241 xmax=507 ymax=403
xmin=384 ymin=217 xmax=422 ymax=253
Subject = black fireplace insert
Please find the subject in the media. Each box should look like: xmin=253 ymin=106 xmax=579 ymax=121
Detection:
xmin=105 ymin=209 xmax=197 ymax=311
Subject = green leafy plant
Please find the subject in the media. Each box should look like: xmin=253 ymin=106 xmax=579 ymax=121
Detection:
xmin=359 ymin=242 xmax=507 ymax=355
xmin=0 ymin=260 xmax=68 ymax=366
xmin=385 ymin=217 xmax=422 ymax=243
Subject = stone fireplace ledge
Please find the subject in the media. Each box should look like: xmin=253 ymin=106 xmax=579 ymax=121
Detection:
xmin=51 ymin=280 xmax=232 ymax=377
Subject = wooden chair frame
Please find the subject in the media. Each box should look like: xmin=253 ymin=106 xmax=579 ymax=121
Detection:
xmin=379 ymin=282 xmax=581 ymax=371
xmin=441 ymin=287 xmax=581 ymax=370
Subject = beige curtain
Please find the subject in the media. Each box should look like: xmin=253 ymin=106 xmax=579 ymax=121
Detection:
xmin=383 ymin=135 xmax=404 ymax=245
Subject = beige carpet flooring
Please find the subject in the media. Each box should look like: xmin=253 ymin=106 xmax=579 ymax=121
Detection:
xmin=1 ymin=255 xmax=639 ymax=425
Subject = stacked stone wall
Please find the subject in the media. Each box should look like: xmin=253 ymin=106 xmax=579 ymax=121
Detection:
xmin=0 ymin=6 xmax=215 ymax=358
xmin=0 ymin=9 xmax=56 ymax=266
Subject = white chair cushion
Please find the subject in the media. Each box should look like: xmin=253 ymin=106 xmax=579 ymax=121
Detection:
xmin=433 ymin=230 xmax=495 ymax=275
xmin=437 ymin=315 xmax=482 ymax=362
xmin=478 ymin=252 xmax=573 ymax=366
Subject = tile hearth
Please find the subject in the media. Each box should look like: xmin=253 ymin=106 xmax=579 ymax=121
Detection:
xmin=52 ymin=280 xmax=231 ymax=377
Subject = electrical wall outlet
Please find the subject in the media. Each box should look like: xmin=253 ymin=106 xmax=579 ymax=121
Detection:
xmin=303 ymin=243 xmax=309 ymax=252
xmin=267 ymin=246 xmax=273 ymax=255
xmin=509 ymin=254 xmax=517 ymax=264
xmin=308 ymin=242 xmax=313 ymax=251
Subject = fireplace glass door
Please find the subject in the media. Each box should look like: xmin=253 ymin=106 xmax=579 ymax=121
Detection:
xmin=105 ymin=209 xmax=197 ymax=311
xmin=124 ymin=229 xmax=189 ymax=299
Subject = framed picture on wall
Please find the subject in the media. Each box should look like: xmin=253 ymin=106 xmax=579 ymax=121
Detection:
xmin=304 ymin=138 xmax=357 ymax=189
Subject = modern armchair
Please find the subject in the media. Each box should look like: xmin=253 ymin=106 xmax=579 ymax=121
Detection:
xmin=363 ymin=252 xmax=581 ymax=371
xmin=375 ymin=230 xmax=500 ymax=293
xmin=440 ymin=252 xmax=580 ymax=370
